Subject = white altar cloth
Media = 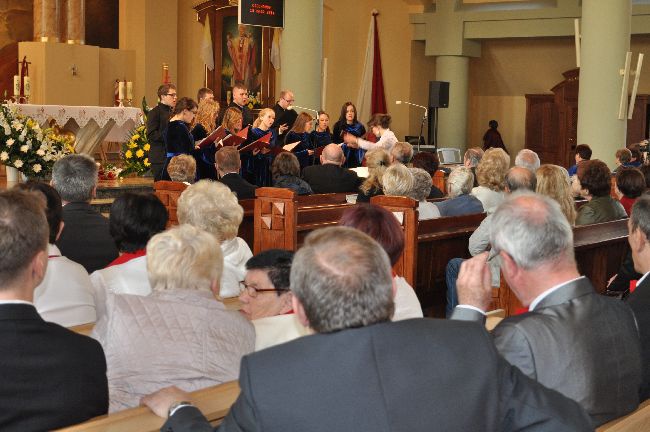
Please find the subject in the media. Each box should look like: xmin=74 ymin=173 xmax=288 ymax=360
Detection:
xmin=8 ymin=104 xmax=143 ymax=155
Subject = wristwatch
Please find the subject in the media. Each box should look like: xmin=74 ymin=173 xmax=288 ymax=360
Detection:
xmin=168 ymin=400 xmax=193 ymax=418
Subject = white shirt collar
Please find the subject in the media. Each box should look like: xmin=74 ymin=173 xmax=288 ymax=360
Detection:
xmin=0 ymin=300 xmax=34 ymax=306
xmin=529 ymin=276 xmax=585 ymax=311
xmin=637 ymin=271 xmax=650 ymax=287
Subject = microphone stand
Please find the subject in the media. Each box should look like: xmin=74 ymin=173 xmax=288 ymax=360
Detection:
xmin=396 ymin=100 xmax=427 ymax=152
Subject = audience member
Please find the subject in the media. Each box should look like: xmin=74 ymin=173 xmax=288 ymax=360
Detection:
xmin=215 ymin=146 xmax=257 ymax=199
xmin=408 ymin=168 xmax=441 ymax=220
xmin=343 ymin=113 xmax=398 ymax=153
xmin=144 ymin=226 xmax=592 ymax=432
xmin=434 ymin=166 xmax=484 ymax=217
xmin=626 ymin=195 xmax=650 ymax=400
xmin=16 ymin=182 xmax=96 ymax=327
xmin=147 ymin=83 xmax=177 ymax=180
xmin=272 ymin=152 xmax=313 ymax=195
xmin=615 ymin=167 xmax=646 ymax=216
xmin=382 ymin=163 xmax=414 ymax=198
xmin=167 ymin=154 xmax=196 ymax=184
xmin=390 ymin=141 xmax=414 ymax=165
xmin=452 ymin=193 xmax=642 ymax=426
xmin=238 ymin=249 xmax=310 ymax=351
xmin=574 ymin=159 xmax=627 ymax=225
xmin=339 ymin=204 xmax=424 ymax=320
xmin=177 ymin=180 xmax=252 ymax=298
xmin=356 ymin=148 xmax=390 ymax=202
xmin=445 ymin=167 xmax=536 ymax=317
xmin=515 ymin=149 xmax=540 ymax=172
xmin=568 ymin=144 xmax=592 ymax=177
xmin=536 ymin=164 xmax=577 ymax=225
xmin=90 ymin=192 xmax=168 ymax=318
xmin=628 ymin=143 xmax=644 ymax=167
xmin=471 ymin=147 xmax=509 ymax=213
xmin=463 ymin=146 xmax=484 ymax=187
xmin=302 ymin=143 xmax=361 ymax=193
xmin=92 ymin=224 xmax=254 ymax=412
xmin=0 ymin=189 xmax=108 ymax=430
xmin=615 ymin=148 xmax=634 ymax=172
xmin=191 ymin=99 xmax=220 ymax=180
xmin=53 ymin=154 xmax=119 ymax=273
xmin=412 ymin=150 xmax=444 ymax=198
xmin=641 ymin=165 xmax=650 ymax=190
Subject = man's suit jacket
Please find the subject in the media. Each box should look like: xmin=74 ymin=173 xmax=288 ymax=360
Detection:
xmin=218 ymin=173 xmax=258 ymax=200
xmin=163 ymin=319 xmax=592 ymax=432
xmin=57 ymin=202 xmax=119 ymax=273
xmin=626 ymin=274 xmax=650 ymax=400
xmin=302 ymin=163 xmax=361 ymax=194
xmin=0 ymin=304 xmax=108 ymax=431
xmin=452 ymin=277 xmax=643 ymax=426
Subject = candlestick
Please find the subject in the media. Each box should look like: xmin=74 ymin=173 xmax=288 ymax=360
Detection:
xmin=13 ymin=75 xmax=20 ymax=97
xmin=126 ymin=81 xmax=133 ymax=100
xmin=24 ymin=77 xmax=31 ymax=97
xmin=118 ymin=81 xmax=125 ymax=100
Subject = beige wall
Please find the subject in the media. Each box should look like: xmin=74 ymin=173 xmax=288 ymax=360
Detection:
xmin=177 ymin=0 xmax=204 ymax=102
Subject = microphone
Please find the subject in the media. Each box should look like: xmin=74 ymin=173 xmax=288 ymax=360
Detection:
xmin=287 ymin=105 xmax=320 ymax=117
xmin=395 ymin=100 xmax=428 ymax=118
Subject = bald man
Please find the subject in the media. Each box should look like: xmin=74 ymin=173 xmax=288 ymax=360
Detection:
xmin=302 ymin=144 xmax=361 ymax=193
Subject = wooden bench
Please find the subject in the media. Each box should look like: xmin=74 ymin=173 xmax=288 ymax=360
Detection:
xmin=153 ymin=181 xmax=187 ymax=227
xmin=57 ymin=381 xmax=240 ymax=431
xmin=238 ymin=198 xmax=254 ymax=249
xmin=596 ymin=399 xmax=650 ymax=431
xmin=253 ymin=187 xmax=353 ymax=253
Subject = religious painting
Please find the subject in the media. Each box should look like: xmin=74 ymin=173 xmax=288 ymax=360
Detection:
xmin=221 ymin=16 xmax=263 ymax=104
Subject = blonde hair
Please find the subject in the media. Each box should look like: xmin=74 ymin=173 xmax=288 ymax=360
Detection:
xmin=536 ymin=164 xmax=577 ymax=225
xmin=360 ymin=148 xmax=390 ymax=194
xmin=382 ymin=163 xmax=414 ymax=197
xmin=167 ymin=154 xmax=196 ymax=183
xmin=253 ymin=108 xmax=274 ymax=129
xmin=147 ymin=224 xmax=223 ymax=292
xmin=221 ymin=107 xmax=243 ymax=132
xmin=177 ymin=180 xmax=243 ymax=242
xmin=193 ymin=99 xmax=220 ymax=132
xmin=476 ymin=147 xmax=510 ymax=191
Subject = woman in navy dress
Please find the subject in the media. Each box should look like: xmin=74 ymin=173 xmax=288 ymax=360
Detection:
xmin=332 ymin=102 xmax=366 ymax=168
xmin=310 ymin=111 xmax=333 ymax=149
xmin=191 ymin=99 xmax=220 ymax=180
xmin=284 ymin=112 xmax=315 ymax=170
xmin=161 ymin=97 xmax=198 ymax=181
xmin=246 ymin=108 xmax=280 ymax=187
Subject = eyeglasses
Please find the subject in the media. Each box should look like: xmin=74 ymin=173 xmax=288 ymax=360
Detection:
xmin=165 ymin=93 xmax=178 ymax=98
xmin=238 ymin=281 xmax=282 ymax=298
xmin=284 ymin=98 xmax=295 ymax=103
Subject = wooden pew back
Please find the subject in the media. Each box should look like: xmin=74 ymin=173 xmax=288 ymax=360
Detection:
xmin=153 ymin=181 xmax=188 ymax=227
xmin=238 ymin=198 xmax=255 ymax=249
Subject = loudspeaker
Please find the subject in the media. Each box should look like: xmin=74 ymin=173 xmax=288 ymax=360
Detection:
xmin=429 ymin=81 xmax=449 ymax=108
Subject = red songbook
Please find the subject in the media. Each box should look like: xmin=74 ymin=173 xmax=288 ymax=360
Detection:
xmin=222 ymin=126 xmax=250 ymax=147
xmin=238 ymin=131 xmax=272 ymax=153
xmin=313 ymin=145 xmax=327 ymax=158
xmin=196 ymin=126 xmax=227 ymax=149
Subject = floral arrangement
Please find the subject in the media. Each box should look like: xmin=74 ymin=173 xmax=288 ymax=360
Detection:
xmin=247 ymin=92 xmax=263 ymax=109
xmin=98 ymin=163 xmax=122 ymax=180
xmin=120 ymin=123 xmax=150 ymax=177
xmin=0 ymin=104 xmax=73 ymax=178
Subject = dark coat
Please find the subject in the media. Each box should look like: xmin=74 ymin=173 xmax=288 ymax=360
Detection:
xmin=218 ymin=172 xmax=258 ymax=200
xmin=302 ymin=163 xmax=361 ymax=194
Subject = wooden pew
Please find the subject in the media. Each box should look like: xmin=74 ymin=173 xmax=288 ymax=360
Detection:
xmin=57 ymin=381 xmax=240 ymax=431
xmin=596 ymin=399 xmax=650 ymax=432
xmin=69 ymin=322 xmax=95 ymax=337
xmin=238 ymin=198 xmax=254 ymax=249
xmin=253 ymin=187 xmax=353 ymax=254
xmin=371 ymin=195 xmax=486 ymax=316
xmin=153 ymin=181 xmax=187 ymax=227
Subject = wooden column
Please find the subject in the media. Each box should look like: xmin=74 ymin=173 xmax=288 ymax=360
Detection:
xmin=66 ymin=0 xmax=86 ymax=44
xmin=34 ymin=0 xmax=62 ymax=42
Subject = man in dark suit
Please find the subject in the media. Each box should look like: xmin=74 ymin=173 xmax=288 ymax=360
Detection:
xmin=143 ymin=226 xmax=592 ymax=432
xmin=146 ymin=83 xmax=177 ymax=180
xmin=218 ymin=84 xmax=254 ymax=128
xmin=302 ymin=144 xmax=361 ymax=193
xmin=271 ymin=89 xmax=297 ymax=132
xmin=0 ymin=189 xmax=108 ymax=431
xmin=452 ymin=192 xmax=643 ymax=427
xmin=215 ymin=146 xmax=257 ymax=200
xmin=626 ymin=194 xmax=650 ymax=401
xmin=53 ymin=154 xmax=119 ymax=273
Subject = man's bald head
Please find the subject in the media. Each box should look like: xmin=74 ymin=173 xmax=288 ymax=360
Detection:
xmin=505 ymin=166 xmax=537 ymax=193
xmin=321 ymin=144 xmax=344 ymax=166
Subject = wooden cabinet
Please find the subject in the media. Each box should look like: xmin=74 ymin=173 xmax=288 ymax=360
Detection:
xmin=525 ymin=68 xmax=649 ymax=166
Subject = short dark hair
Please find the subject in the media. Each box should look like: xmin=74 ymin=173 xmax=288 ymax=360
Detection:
xmin=616 ymin=148 xmax=632 ymax=164
xmin=0 ymin=189 xmax=48 ymax=287
xmin=412 ymin=151 xmax=440 ymax=175
xmin=245 ymin=249 xmax=294 ymax=295
xmin=157 ymin=83 xmax=176 ymax=98
xmin=631 ymin=195 xmax=650 ymax=241
xmin=577 ymin=159 xmax=612 ymax=197
xmin=272 ymin=152 xmax=300 ymax=179
xmin=109 ymin=192 xmax=168 ymax=253
xmin=368 ymin=113 xmax=391 ymax=129
xmin=172 ymin=97 xmax=198 ymax=116
xmin=640 ymin=165 xmax=650 ymax=189
xmin=575 ymin=144 xmax=592 ymax=161
xmin=339 ymin=203 xmax=404 ymax=266
xmin=489 ymin=120 xmax=498 ymax=129
xmin=15 ymin=182 xmax=62 ymax=244
xmin=197 ymin=87 xmax=213 ymax=101
xmin=616 ymin=168 xmax=645 ymax=199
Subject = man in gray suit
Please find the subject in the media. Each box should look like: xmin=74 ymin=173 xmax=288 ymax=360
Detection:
xmin=452 ymin=192 xmax=643 ymax=427
xmin=143 ymin=226 xmax=592 ymax=431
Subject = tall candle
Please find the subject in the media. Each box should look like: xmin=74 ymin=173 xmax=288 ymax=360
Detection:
xmin=118 ymin=81 xmax=125 ymax=100
xmin=126 ymin=81 xmax=133 ymax=100
xmin=23 ymin=77 xmax=31 ymax=97
xmin=13 ymin=75 xmax=20 ymax=97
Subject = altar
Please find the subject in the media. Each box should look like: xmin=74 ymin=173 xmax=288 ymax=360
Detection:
xmin=9 ymin=104 xmax=143 ymax=155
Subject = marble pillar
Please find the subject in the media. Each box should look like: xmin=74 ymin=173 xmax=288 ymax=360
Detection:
xmin=34 ymin=0 xmax=62 ymax=42
xmin=66 ymin=0 xmax=86 ymax=44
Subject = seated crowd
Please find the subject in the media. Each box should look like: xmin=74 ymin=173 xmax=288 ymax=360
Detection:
xmin=2 ymin=126 xmax=650 ymax=431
